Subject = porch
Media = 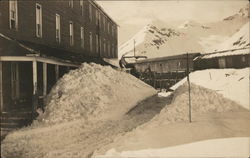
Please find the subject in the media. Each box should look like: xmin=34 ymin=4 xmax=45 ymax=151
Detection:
xmin=0 ymin=55 xmax=79 ymax=140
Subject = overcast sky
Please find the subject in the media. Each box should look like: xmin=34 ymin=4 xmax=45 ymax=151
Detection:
xmin=96 ymin=0 xmax=248 ymax=45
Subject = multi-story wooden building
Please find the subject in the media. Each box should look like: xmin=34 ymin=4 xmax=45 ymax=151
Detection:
xmin=0 ymin=0 xmax=118 ymax=115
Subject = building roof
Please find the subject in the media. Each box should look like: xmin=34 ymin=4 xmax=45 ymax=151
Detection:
xmin=195 ymin=47 xmax=250 ymax=60
xmin=91 ymin=0 xmax=119 ymax=26
xmin=135 ymin=53 xmax=201 ymax=64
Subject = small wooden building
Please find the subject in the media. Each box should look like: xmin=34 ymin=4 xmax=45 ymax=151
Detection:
xmin=194 ymin=48 xmax=250 ymax=70
xmin=133 ymin=53 xmax=200 ymax=89
xmin=134 ymin=53 xmax=200 ymax=73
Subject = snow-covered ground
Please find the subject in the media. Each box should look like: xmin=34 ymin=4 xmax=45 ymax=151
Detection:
xmin=98 ymin=137 xmax=250 ymax=157
xmin=92 ymin=68 xmax=250 ymax=157
xmin=1 ymin=64 xmax=249 ymax=158
xmin=171 ymin=68 xmax=249 ymax=109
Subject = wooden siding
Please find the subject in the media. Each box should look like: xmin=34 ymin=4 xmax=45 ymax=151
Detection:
xmin=194 ymin=54 xmax=250 ymax=70
xmin=0 ymin=0 xmax=118 ymax=58
xmin=134 ymin=54 xmax=198 ymax=73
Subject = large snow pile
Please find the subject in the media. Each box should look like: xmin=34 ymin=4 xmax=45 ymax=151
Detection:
xmin=36 ymin=63 xmax=156 ymax=125
xmin=171 ymin=68 xmax=249 ymax=109
xmin=1 ymin=63 xmax=157 ymax=158
xmin=99 ymin=137 xmax=250 ymax=157
xmin=151 ymin=83 xmax=244 ymax=124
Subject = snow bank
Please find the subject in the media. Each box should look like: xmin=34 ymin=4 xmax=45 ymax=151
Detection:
xmin=91 ymin=82 xmax=249 ymax=157
xmin=171 ymin=68 xmax=249 ymax=109
xmin=35 ymin=63 xmax=156 ymax=125
xmin=152 ymin=83 xmax=244 ymax=125
xmin=1 ymin=63 xmax=157 ymax=158
xmin=98 ymin=137 xmax=250 ymax=157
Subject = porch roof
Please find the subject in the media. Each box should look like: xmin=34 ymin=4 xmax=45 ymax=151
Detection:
xmin=0 ymin=33 xmax=110 ymax=66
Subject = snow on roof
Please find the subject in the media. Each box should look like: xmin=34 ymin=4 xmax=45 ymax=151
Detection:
xmin=198 ymin=47 xmax=250 ymax=60
xmin=135 ymin=53 xmax=200 ymax=64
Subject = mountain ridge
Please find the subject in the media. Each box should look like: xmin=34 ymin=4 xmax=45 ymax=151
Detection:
xmin=119 ymin=5 xmax=249 ymax=59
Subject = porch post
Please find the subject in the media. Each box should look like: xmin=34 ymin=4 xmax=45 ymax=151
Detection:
xmin=32 ymin=60 xmax=38 ymax=117
xmin=43 ymin=63 xmax=47 ymax=101
xmin=0 ymin=61 xmax=3 ymax=112
xmin=55 ymin=65 xmax=59 ymax=81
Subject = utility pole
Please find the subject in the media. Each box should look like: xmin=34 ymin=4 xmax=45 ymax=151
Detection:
xmin=187 ymin=53 xmax=192 ymax=123
xmin=98 ymin=13 xmax=101 ymax=58
xmin=134 ymin=39 xmax=136 ymax=57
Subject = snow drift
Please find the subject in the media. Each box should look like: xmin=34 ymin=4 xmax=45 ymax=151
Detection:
xmin=35 ymin=63 xmax=156 ymax=125
xmin=99 ymin=137 xmax=250 ymax=157
xmin=151 ymin=83 xmax=244 ymax=125
xmin=171 ymin=68 xmax=249 ymax=110
xmin=92 ymin=79 xmax=249 ymax=157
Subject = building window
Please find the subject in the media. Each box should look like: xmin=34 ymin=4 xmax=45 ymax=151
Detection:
xmin=114 ymin=27 xmax=116 ymax=36
xmin=103 ymin=16 xmax=106 ymax=31
xmin=96 ymin=34 xmax=99 ymax=53
xmin=107 ymin=22 xmax=110 ymax=34
xmin=69 ymin=21 xmax=74 ymax=46
xmin=9 ymin=0 xmax=18 ymax=30
xmin=89 ymin=32 xmax=93 ymax=52
xmin=56 ymin=14 xmax=61 ymax=43
xmin=111 ymin=24 xmax=114 ymax=36
xmin=98 ymin=12 xmax=101 ymax=28
xmin=112 ymin=43 xmax=114 ymax=57
xmin=80 ymin=27 xmax=84 ymax=48
xmin=69 ymin=0 xmax=73 ymax=8
xmin=103 ymin=38 xmax=106 ymax=54
xmin=36 ymin=3 xmax=42 ymax=38
xmin=95 ymin=10 xmax=99 ymax=26
xmin=108 ymin=41 xmax=110 ymax=57
xmin=100 ymin=37 xmax=102 ymax=54
xmin=112 ymin=25 xmax=115 ymax=37
xmin=80 ymin=0 xmax=84 ymax=16
xmin=241 ymin=56 xmax=246 ymax=62
xmin=89 ymin=3 xmax=92 ymax=21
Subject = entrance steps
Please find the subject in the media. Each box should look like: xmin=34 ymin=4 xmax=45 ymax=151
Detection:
xmin=1 ymin=109 xmax=33 ymax=141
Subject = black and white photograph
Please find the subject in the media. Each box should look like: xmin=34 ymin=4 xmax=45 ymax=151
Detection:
xmin=0 ymin=0 xmax=249 ymax=157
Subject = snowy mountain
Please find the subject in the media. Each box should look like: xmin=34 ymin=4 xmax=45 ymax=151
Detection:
xmin=119 ymin=21 xmax=181 ymax=58
xmin=223 ymin=4 xmax=249 ymax=20
xmin=178 ymin=20 xmax=210 ymax=30
xmin=215 ymin=22 xmax=249 ymax=51
xmin=119 ymin=5 xmax=249 ymax=58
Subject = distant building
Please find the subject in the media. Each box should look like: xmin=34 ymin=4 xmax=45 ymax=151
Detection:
xmin=133 ymin=53 xmax=200 ymax=89
xmin=194 ymin=48 xmax=250 ymax=70
xmin=0 ymin=0 xmax=118 ymax=114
